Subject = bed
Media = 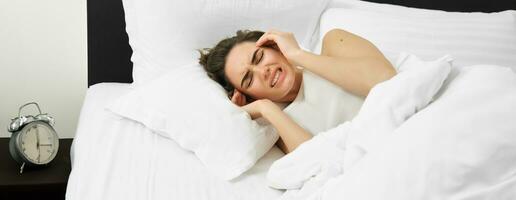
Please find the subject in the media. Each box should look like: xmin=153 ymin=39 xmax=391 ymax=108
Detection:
xmin=67 ymin=0 xmax=516 ymax=199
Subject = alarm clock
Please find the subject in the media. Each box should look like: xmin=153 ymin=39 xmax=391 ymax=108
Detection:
xmin=7 ymin=102 xmax=59 ymax=174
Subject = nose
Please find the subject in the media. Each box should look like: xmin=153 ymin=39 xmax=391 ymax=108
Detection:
xmin=251 ymin=64 xmax=270 ymax=80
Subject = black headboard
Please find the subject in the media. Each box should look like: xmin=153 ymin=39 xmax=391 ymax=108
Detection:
xmin=87 ymin=0 xmax=516 ymax=87
xmin=88 ymin=0 xmax=133 ymax=87
xmin=364 ymin=0 xmax=516 ymax=12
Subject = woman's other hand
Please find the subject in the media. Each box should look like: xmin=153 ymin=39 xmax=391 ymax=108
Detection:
xmin=241 ymin=100 xmax=270 ymax=119
xmin=231 ymin=89 xmax=311 ymax=153
xmin=231 ymin=90 xmax=276 ymax=119
xmin=230 ymin=89 xmax=247 ymax=106
xmin=255 ymin=29 xmax=304 ymax=66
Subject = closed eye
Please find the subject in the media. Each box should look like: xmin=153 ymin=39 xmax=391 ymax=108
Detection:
xmin=246 ymin=71 xmax=253 ymax=88
xmin=243 ymin=49 xmax=264 ymax=89
xmin=257 ymin=49 xmax=264 ymax=63
xmin=245 ymin=50 xmax=264 ymax=88
xmin=241 ymin=71 xmax=250 ymax=88
xmin=240 ymin=70 xmax=253 ymax=89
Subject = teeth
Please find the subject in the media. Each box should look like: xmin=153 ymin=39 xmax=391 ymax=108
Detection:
xmin=272 ymin=70 xmax=280 ymax=87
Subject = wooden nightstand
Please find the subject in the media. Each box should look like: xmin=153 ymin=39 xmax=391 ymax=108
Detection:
xmin=0 ymin=138 xmax=72 ymax=199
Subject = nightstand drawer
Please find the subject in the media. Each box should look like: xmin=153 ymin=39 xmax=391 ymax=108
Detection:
xmin=0 ymin=138 xmax=72 ymax=199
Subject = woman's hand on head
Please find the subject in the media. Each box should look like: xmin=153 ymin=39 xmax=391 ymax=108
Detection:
xmin=256 ymin=29 xmax=304 ymax=66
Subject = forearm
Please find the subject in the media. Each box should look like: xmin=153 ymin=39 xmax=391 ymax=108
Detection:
xmin=261 ymin=103 xmax=312 ymax=154
xmin=291 ymin=50 xmax=395 ymax=97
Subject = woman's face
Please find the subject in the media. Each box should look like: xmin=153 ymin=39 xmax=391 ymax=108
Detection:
xmin=225 ymin=42 xmax=299 ymax=102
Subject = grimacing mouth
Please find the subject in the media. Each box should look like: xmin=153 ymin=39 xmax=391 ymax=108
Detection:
xmin=270 ymin=67 xmax=283 ymax=87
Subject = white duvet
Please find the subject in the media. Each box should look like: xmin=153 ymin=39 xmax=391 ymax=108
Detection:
xmin=267 ymin=53 xmax=516 ymax=200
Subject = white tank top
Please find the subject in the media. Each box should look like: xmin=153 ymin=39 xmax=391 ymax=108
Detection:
xmin=281 ymin=69 xmax=364 ymax=135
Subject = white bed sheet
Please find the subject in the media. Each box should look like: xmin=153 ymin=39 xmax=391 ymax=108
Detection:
xmin=66 ymin=83 xmax=284 ymax=200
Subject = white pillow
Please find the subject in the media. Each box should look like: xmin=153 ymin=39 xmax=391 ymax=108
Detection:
xmin=315 ymin=0 xmax=516 ymax=69
xmin=107 ymin=63 xmax=279 ymax=180
xmin=122 ymin=0 xmax=330 ymax=86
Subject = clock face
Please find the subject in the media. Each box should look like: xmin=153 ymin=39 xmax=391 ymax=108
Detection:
xmin=18 ymin=122 xmax=59 ymax=165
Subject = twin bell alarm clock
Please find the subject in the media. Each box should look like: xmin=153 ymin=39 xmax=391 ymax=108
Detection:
xmin=7 ymin=102 xmax=59 ymax=174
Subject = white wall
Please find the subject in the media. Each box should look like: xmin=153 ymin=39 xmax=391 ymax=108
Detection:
xmin=0 ymin=0 xmax=87 ymax=138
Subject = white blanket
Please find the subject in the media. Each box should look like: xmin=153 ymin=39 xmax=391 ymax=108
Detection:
xmin=267 ymin=53 xmax=516 ymax=200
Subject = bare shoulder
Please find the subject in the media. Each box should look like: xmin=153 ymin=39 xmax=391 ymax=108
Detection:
xmin=321 ymin=28 xmax=385 ymax=59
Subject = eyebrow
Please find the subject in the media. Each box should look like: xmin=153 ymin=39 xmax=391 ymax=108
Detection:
xmin=240 ymin=48 xmax=259 ymax=88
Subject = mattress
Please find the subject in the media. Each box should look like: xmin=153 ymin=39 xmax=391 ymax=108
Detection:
xmin=66 ymin=83 xmax=284 ymax=200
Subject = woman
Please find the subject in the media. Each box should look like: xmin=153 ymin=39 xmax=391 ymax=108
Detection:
xmin=199 ymin=29 xmax=396 ymax=154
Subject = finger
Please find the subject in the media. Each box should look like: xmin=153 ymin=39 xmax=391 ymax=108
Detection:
xmin=237 ymin=91 xmax=248 ymax=106
xmin=240 ymin=95 xmax=247 ymax=106
xmin=230 ymin=90 xmax=241 ymax=103
xmin=235 ymin=93 xmax=243 ymax=105
xmin=232 ymin=90 xmax=247 ymax=106
xmin=231 ymin=95 xmax=238 ymax=104
xmin=256 ymin=35 xmax=276 ymax=47
xmin=269 ymin=43 xmax=280 ymax=50
xmin=256 ymin=32 xmax=277 ymax=47
xmin=261 ymin=40 xmax=278 ymax=48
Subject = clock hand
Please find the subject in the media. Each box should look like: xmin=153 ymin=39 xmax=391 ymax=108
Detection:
xmin=37 ymin=128 xmax=40 ymax=162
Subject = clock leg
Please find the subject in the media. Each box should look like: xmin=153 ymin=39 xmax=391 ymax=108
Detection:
xmin=20 ymin=162 xmax=25 ymax=174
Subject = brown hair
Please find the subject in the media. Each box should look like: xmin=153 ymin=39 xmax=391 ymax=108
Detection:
xmin=198 ymin=30 xmax=264 ymax=96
